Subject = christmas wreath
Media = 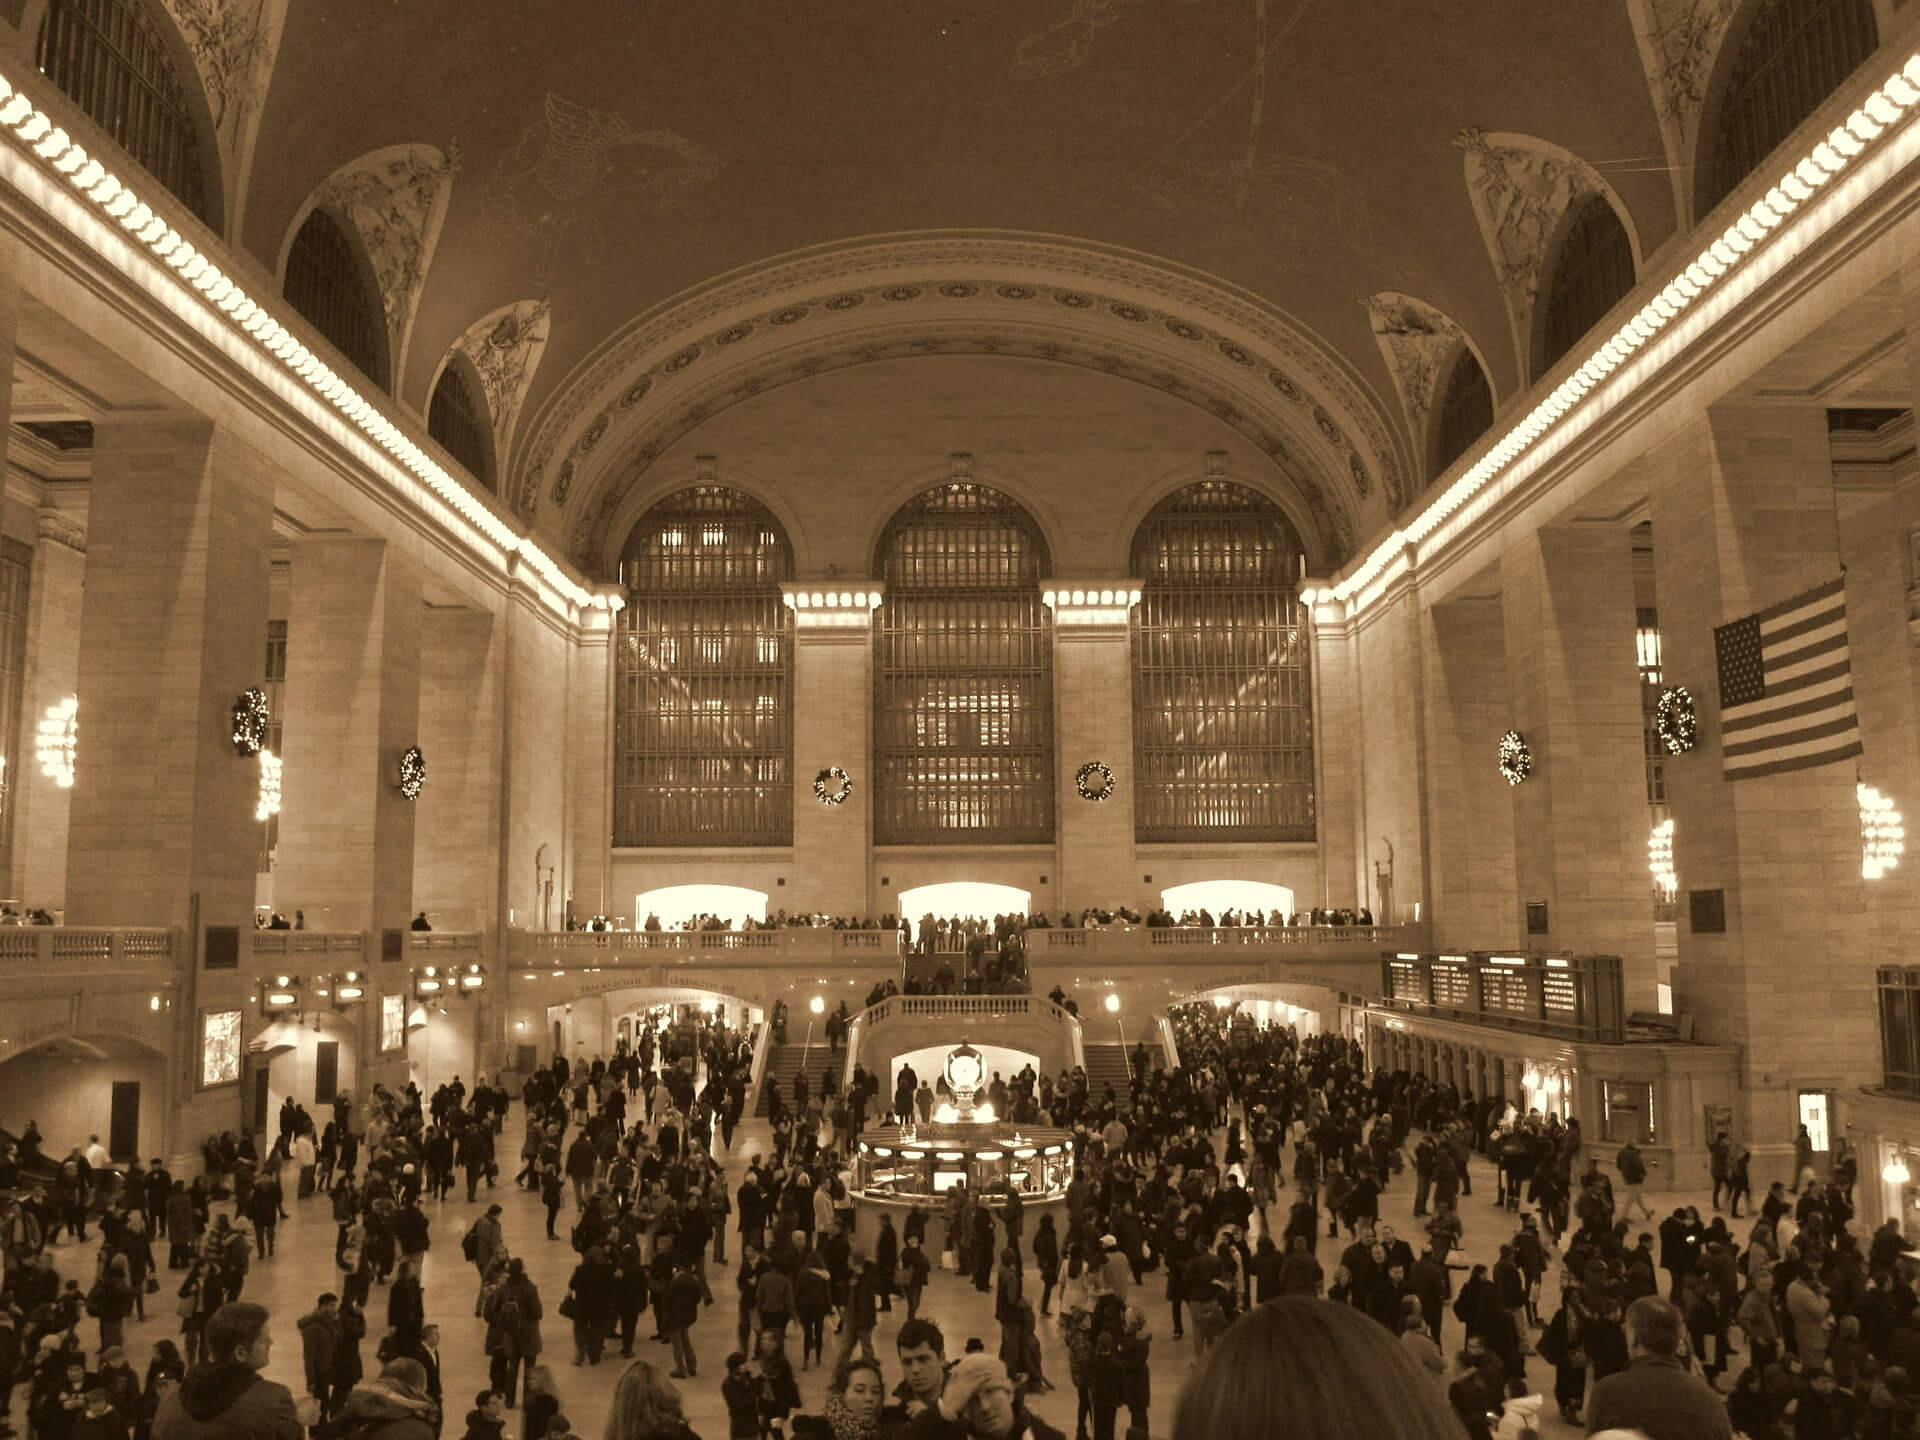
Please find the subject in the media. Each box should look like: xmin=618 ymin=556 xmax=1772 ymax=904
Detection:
xmin=1498 ymin=729 xmax=1532 ymax=787
xmin=231 ymin=688 xmax=270 ymax=756
xmin=1075 ymin=760 xmax=1116 ymax=802
xmin=1656 ymin=686 xmax=1697 ymax=755
xmin=813 ymin=766 xmax=852 ymax=806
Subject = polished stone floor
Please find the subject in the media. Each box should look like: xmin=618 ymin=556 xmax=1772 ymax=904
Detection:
xmin=42 ymin=1109 xmax=1724 ymax=1438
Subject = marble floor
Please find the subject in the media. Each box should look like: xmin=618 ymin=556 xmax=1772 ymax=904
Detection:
xmin=42 ymin=1112 xmax=1724 ymax=1439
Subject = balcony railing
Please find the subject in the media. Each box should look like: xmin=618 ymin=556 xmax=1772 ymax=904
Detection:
xmin=0 ymin=927 xmax=174 ymax=968
xmin=1378 ymin=951 xmax=1625 ymax=1044
xmin=850 ymin=991 xmax=1084 ymax=1072
xmin=250 ymin=930 xmax=483 ymax=966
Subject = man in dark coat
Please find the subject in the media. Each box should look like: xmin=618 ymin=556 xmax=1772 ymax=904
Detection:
xmin=1586 ymin=1295 xmax=1734 ymax=1440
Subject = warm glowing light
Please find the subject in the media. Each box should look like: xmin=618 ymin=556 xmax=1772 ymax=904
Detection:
xmin=633 ymin=883 xmax=769 ymax=930
xmin=1104 ymin=993 xmax=1121 ymax=1014
xmin=809 ymin=995 xmax=824 ymax=1015
xmin=1648 ymin=818 xmax=1676 ymax=897
xmin=256 ymin=749 xmax=282 ymax=822
xmin=1161 ymin=880 xmax=1295 ymax=923
xmin=1212 ymin=994 xmax=1231 ymax=1008
xmin=36 ymin=695 xmax=75 ymax=787
xmin=933 ymin=1103 xmax=958 ymax=1123
xmin=896 ymin=881 xmax=1033 ymax=921
xmin=974 ymin=1103 xmax=995 ymax=1123
xmin=1862 ymin=783 xmax=1906 ymax=879
xmin=1886 ymin=1155 xmax=1912 ymax=1185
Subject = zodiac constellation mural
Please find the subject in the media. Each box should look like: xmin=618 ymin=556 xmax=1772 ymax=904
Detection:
xmin=477 ymin=92 xmax=718 ymax=278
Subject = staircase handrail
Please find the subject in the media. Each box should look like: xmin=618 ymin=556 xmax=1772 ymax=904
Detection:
xmin=747 ymin=1016 xmax=773 ymax=1101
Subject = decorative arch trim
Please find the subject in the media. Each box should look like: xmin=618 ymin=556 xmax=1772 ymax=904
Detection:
xmin=516 ymin=232 xmax=1407 ymax=563
xmin=1362 ymin=292 xmax=1497 ymax=496
xmin=1453 ymin=129 xmax=1646 ymax=391
xmin=603 ymin=461 xmax=815 ymax=579
xmin=1110 ymin=458 xmax=1335 ymax=578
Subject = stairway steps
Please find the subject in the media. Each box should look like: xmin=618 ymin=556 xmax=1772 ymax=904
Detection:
xmin=753 ymin=1042 xmax=848 ymax=1117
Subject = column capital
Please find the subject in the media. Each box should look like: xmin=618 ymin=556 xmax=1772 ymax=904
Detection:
xmin=781 ymin=580 xmax=883 ymax=631
xmin=1042 ymin=580 xmax=1141 ymax=631
xmin=35 ymin=507 xmax=86 ymax=554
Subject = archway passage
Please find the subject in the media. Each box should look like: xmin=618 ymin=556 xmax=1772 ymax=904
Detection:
xmin=1159 ymin=880 xmax=1295 ymax=920
xmin=896 ymin=881 xmax=1033 ymax=922
xmin=634 ymin=884 xmax=770 ymax=930
xmin=0 ymin=1032 xmax=169 ymax=1165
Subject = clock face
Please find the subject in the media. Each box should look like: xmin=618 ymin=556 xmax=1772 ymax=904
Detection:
xmin=947 ymin=1051 xmax=982 ymax=1089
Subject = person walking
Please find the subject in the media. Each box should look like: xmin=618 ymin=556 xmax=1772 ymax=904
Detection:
xmin=1585 ymin=1296 xmax=1733 ymax=1440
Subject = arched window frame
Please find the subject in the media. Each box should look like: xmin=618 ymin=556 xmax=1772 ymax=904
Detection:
xmin=1429 ymin=344 xmax=1496 ymax=482
xmin=34 ymin=0 xmax=222 ymax=227
xmin=872 ymin=483 xmax=1055 ymax=846
xmin=1696 ymin=0 xmax=1879 ymax=216
xmin=281 ymin=205 xmax=392 ymax=392
xmin=1533 ymin=194 xmax=1637 ymax=379
xmin=613 ymin=486 xmax=795 ymax=848
xmin=427 ymin=353 xmax=496 ymax=493
xmin=1129 ymin=480 xmax=1315 ymax=844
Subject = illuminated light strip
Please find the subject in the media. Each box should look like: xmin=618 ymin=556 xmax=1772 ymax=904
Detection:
xmin=0 ymin=70 xmax=615 ymax=619
xmin=1326 ymin=54 xmax=1920 ymax=617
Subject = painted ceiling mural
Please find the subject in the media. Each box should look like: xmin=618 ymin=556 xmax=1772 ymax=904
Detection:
xmin=228 ymin=0 xmax=1681 ymax=551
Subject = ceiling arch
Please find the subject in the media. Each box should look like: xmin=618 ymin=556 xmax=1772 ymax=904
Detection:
xmin=519 ymin=232 xmax=1412 ymax=573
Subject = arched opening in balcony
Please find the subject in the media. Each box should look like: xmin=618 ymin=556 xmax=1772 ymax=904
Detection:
xmin=633 ymin=883 xmax=770 ymax=932
xmin=1159 ymin=879 xmax=1295 ymax=922
xmin=895 ymin=881 xmax=1033 ymax=922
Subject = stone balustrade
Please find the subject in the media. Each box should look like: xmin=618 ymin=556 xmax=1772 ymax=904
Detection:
xmin=0 ymin=926 xmax=174 ymax=971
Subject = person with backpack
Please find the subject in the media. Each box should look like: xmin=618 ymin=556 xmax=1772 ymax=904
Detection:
xmin=465 ymin=1206 xmax=506 ymax=1315
xmin=1615 ymin=1142 xmax=1653 ymax=1223
xmin=483 ymin=1260 xmax=542 ymax=1407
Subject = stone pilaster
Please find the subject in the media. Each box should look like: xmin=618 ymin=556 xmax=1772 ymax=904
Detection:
xmin=275 ymin=537 xmax=424 ymax=934
xmin=1646 ymin=405 xmax=1874 ymax=1163
xmin=412 ymin=604 xmax=502 ymax=930
xmin=13 ymin=508 xmax=85 ymax=911
xmin=1423 ymin=595 xmax=1520 ymax=950
xmin=1501 ymin=527 xmax=1657 ymax=1005
xmin=1306 ymin=593 xmax=1362 ymax=911
xmin=785 ymin=583 xmax=875 ymax=917
xmin=565 ymin=591 xmax=620 ymax=921
xmin=1350 ymin=565 xmax=1427 ymax=924
xmin=1048 ymin=585 xmax=1137 ymax=913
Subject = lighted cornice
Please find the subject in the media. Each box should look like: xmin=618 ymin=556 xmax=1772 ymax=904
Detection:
xmin=0 ymin=71 xmax=611 ymax=625
xmin=1316 ymin=54 xmax=1920 ymax=621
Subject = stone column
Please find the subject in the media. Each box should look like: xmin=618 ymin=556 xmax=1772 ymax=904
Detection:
xmin=565 ymin=590 xmax=620 ymax=922
xmin=785 ymin=584 xmax=874 ymax=917
xmin=412 ymin=604 xmax=501 ymax=930
xmin=64 ymin=419 xmax=276 ymax=1157
xmin=1306 ymin=591 xmax=1361 ymax=910
xmin=1646 ymin=405 xmax=1874 ymax=1168
xmin=1501 ymin=527 xmax=1657 ymax=1007
xmin=1423 ymin=595 xmax=1519 ymax=950
xmin=276 ymin=537 xmax=424 ymax=935
xmin=1049 ymin=585 xmax=1136 ymax=914
xmin=13 ymin=508 xmax=86 ymax=911
xmin=1350 ymin=567 xmax=1427 ymax=924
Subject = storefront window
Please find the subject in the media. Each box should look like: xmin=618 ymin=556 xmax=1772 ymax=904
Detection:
xmin=380 ymin=994 xmax=405 ymax=1053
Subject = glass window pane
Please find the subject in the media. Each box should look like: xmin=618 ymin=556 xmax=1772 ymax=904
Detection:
xmin=873 ymin=485 xmax=1054 ymax=845
xmin=614 ymin=487 xmax=794 ymax=847
xmin=1130 ymin=482 xmax=1313 ymax=843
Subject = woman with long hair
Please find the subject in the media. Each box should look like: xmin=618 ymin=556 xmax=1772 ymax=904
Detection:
xmin=1172 ymin=1297 xmax=1468 ymax=1440
xmin=604 ymin=1359 xmax=701 ymax=1440
xmin=788 ymin=1356 xmax=884 ymax=1440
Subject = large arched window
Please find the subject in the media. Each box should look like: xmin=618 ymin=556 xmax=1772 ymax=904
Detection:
xmin=1699 ymin=0 xmax=1877 ymax=214
xmin=1431 ymin=347 xmax=1495 ymax=479
xmin=614 ymin=487 xmax=794 ymax=847
xmin=36 ymin=0 xmax=213 ymax=225
xmin=284 ymin=209 xmax=390 ymax=391
xmin=428 ymin=359 xmax=494 ymax=492
xmin=1131 ymin=481 xmax=1313 ymax=842
xmin=1538 ymin=196 xmax=1636 ymax=375
xmin=873 ymin=483 xmax=1054 ymax=845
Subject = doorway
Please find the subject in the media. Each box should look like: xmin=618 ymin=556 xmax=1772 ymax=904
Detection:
xmin=314 ymin=1041 xmax=338 ymax=1106
xmin=108 ymin=1082 xmax=139 ymax=1162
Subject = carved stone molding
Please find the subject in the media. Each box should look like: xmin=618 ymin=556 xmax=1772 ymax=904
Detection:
xmin=1626 ymin=0 xmax=1737 ymax=224
xmin=1362 ymin=292 xmax=1474 ymax=496
xmin=35 ymin=509 xmax=86 ymax=554
xmin=1453 ymin=128 xmax=1618 ymax=385
xmin=562 ymin=314 xmax=1357 ymax=574
xmin=516 ymin=233 xmax=1409 ymax=545
xmin=311 ymin=144 xmax=462 ymax=378
xmin=444 ymin=299 xmax=552 ymax=517
xmin=158 ymin=0 xmax=288 ymax=165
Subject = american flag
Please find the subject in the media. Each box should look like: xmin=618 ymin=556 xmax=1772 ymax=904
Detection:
xmin=1714 ymin=575 xmax=1861 ymax=780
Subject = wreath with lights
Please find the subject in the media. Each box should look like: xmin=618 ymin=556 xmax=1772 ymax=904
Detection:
xmin=813 ymin=766 xmax=852 ymax=806
xmin=398 ymin=746 xmax=426 ymax=800
xmin=231 ymin=687 xmax=270 ymax=756
xmin=1498 ymin=729 xmax=1532 ymax=787
xmin=1075 ymin=760 xmax=1116 ymax=802
xmin=1656 ymin=686 xmax=1698 ymax=755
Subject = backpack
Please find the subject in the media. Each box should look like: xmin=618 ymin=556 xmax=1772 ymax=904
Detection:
xmin=461 ymin=1225 xmax=479 ymax=1262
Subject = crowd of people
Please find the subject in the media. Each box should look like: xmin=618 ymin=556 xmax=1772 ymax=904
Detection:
xmin=4 ymin=981 xmax=1916 ymax=1439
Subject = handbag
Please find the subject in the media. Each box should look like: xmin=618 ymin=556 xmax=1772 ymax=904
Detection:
xmin=145 ymin=1277 xmax=160 ymax=1294
xmin=558 ymin=1292 xmax=577 ymax=1320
